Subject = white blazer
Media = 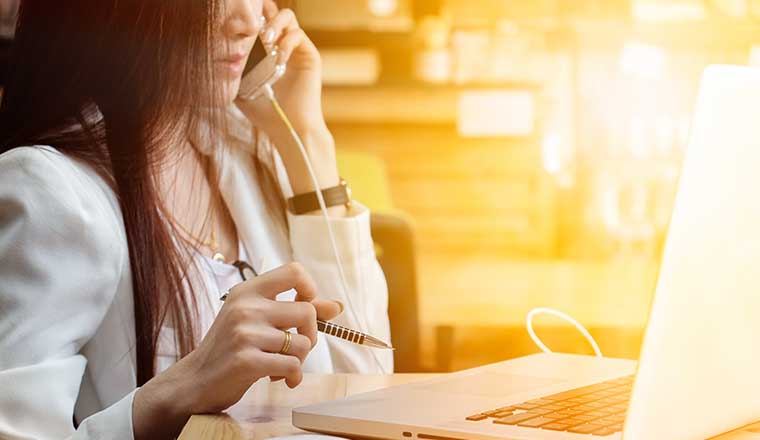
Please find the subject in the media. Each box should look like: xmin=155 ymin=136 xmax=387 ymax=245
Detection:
xmin=0 ymin=105 xmax=393 ymax=439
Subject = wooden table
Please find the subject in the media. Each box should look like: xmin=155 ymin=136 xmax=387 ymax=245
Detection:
xmin=178 ymin=374 xmax=434 ymax=440
xmin=178 ymin=373 xmax=760 ymax=440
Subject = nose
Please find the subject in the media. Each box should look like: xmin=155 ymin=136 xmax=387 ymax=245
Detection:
xmin=222 ymin=0 xmax=262 ymax=40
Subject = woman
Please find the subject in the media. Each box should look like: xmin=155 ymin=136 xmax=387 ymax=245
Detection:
xmin=0 ymin=0 xmax=392 ymax=439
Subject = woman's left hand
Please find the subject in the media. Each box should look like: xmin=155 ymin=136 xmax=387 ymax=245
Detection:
xmin=237 ymin=1 xmax=340 ymax=196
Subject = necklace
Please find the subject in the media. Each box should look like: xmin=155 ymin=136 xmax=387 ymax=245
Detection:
xmin=169 ymin=140 xmax=229 ymax=263
xmin=171 ymin=217 xmax=227 ymax=263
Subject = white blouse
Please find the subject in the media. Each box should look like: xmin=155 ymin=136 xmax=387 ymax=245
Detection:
xmin=0 ymin=104 xmax=393 ymax=439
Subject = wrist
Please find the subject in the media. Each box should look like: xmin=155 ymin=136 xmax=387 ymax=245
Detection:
xmin=288 ymin=177 xmax=353 ymax=216
xmin=133 ymin=364 xmax=196 ymax=439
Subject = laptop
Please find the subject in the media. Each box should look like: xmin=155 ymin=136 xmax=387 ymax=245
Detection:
xmin=293 ymin=65 xmax=760 ymax=440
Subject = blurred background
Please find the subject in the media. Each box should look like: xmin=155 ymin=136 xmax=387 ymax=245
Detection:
xmin=1 ymin=0 xmax=759 ymax=372
xmin=295 ymin=0 xmax=760 ymax=372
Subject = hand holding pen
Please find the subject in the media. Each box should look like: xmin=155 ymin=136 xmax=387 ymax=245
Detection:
xmin=221 ymin=260 xmax=393 ymax=350
xmin=133 ymin=262 xmax=348 ymax=436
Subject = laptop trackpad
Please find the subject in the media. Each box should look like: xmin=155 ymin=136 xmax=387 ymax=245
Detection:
xmin=413 ymin=373 xmax=561 ymax=397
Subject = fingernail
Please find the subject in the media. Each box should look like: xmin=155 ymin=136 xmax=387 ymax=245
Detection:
xmin=264 ymin=28 xmax=275 ymax=44
xmin=336 ymin=301 xmax=345 ymax=314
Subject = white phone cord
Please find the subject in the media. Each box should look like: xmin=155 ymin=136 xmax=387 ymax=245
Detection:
xmin=526 ymin=307 xmax=603 ymax=358
xmin=263 ymin=84 xmax=389 ymax=374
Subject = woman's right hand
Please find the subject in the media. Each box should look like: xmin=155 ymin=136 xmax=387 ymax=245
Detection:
xmin=132 ymin=262 xmax=342 ymax=439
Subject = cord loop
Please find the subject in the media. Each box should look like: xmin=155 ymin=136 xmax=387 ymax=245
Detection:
xmin=526 ymin=307 xmax=603 ymax=358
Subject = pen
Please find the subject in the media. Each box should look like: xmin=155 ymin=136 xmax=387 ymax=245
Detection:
xmin=316 ymin=319 xmax=393 ymax=350
xmin=219 ymin=289 xmax=393 ymax=350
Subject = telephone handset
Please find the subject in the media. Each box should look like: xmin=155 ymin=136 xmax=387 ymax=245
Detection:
xmin=238 ymin=17 xmax=286 ymax=101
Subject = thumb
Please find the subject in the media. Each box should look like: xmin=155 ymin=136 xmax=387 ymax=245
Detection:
xmin=312 ymin=299 xmax=343 ymax=321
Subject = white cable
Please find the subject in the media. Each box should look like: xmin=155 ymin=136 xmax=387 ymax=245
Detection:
xmin=263 ymin=84 xmax=389 ymax=374
xmin=526 ymin=307 xmax=603 ymax=358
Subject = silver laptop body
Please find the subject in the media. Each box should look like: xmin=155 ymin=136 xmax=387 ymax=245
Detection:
xmin=294 ymin=65 xmax=760 ymax=440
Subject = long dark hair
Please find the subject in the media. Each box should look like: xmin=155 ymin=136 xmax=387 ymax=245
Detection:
xmin=0 ymin=0 xmax=283 ymax=385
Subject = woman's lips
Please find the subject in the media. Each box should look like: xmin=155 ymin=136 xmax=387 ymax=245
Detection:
xmin=216 ymin=53 xmax=247 ymax=76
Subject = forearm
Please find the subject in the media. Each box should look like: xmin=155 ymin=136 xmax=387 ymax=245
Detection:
xmin=271 ymin=122 xmax=340 ymax=193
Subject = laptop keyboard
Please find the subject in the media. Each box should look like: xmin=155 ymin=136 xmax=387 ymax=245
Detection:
xmin=465 ymin=375 xmax=634 ymax=437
